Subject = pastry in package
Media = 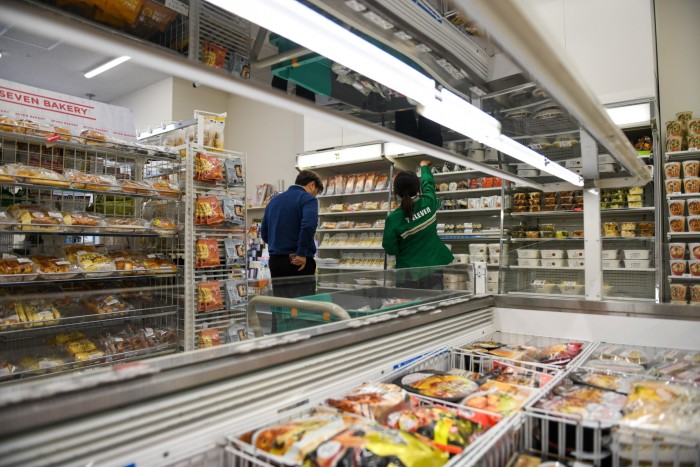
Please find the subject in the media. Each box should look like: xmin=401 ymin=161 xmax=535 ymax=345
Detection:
xmin=227 ymin=322 xmax=250 ymax=342
xmin=197 ymin=280 xmax=224 ymax=312
xmin=374 ymin=174 xmax=389 ymax=191
xmin=223 ymin=238 xmax=245 ymax=265
xmin=345 ymin=175 xmax=356 ymax=194
xmin=363 ymin=173 xmax=377 ymax=192
xmin=354 ymin=174 xmax=366 ymax=193
xmin=196 ymin=238 xmax=220 ymax=268
xmin=326 ymin=382 xmax=414 ymax=422
xmin=325 ymin=178 xmax=336 ymax=196
xmin=194 ymin=152 xmax=224 ymax=183
xmin=224 ymin=279 xmax=247 ymax=309
xmin=198 ymin=328 xmax=221 ymax=348
xmin=335 ymin=175 xmax=347 ymax=195
xmin=200 ymin=114 xmax=225 ymax=149
xmin=223 ymin=197 xmax=245 ymax=225
xmin=195 ymin=195 xmax=225 ymax=225
xmin=225 ymin=157 xmax=244 ymax=187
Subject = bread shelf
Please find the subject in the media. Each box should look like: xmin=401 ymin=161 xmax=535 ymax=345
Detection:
xmin=667 ymin=275 xmax=700 ymax=281
xmin=317 ymin=228 xmax=384 ymax=233
xmin=316 ymin=265 xmax=385 ymax=271
xmin=436 ymin=208 xmax=501 ymax=215
xmin=439 ymin=233 xmax=503 ymax=240
xmin=435 ymin=187 xmax=502 ymax=196
xmin=319 ymin=210 xmax=388 ymax=217
xmin=0 ymin=180 xmax=181 ymax=201
xmin=0 ymin=272 xmax=179 ymax=287
xmin=318 ymin=190 xmax=390 ymax=199
xmin=317 ymin=246 xmax=384 ymax=250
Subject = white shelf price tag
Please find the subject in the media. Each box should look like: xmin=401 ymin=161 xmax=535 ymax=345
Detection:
xmin=533 ymin=279 xmax=546 ymax=286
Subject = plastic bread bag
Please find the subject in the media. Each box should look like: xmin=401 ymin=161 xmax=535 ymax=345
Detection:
xmin=0 ymin=256 xmax=37 ymax=282
xmin=149 ymin=178 xmax=181 ymax=198
xmin=354 ymin=173 xmax=366 ymax=193
xmin=103 ymin=217 xmax=149 ymax=233
xmin=150 ymin=218 xmax=178 ymax=235
xmin=225 ymin=157 xmax=244 ymax=187
xmin=326 ymin=382 xmax=415 ymax=422
xmin=198 ymin=329 xmax=221 ymax=349
xmin=62 ymin=211 xmax=106 ymax=232
xmin=194 ymin=152 xmax=225 ymax=183
xmin=195 ymin=195 xmax=225 ymax=225
xmin=71 ymin=251 xmax=115 ymax=277
xmin=223 ymin=197 xmax=245 ymax=226
xmin=227 ymin=322 xmax=250 ymax=342
xmin=29 ymin=255 xmax=82 ymax=280
xmin=196 ymin=238 xmax=220 ymax=268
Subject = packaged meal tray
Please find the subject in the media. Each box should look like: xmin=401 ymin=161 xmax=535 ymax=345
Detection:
xmin=462 ymin=380 xmax=534 ymax=416
xmin=7 ymin=164 xmax=70 ymax=187
xmin=394 ymin=370 xmax=479 ymax=402
xmin=29 ymin=255 xmax=82 ymax=280
xmin=62 ymin=211 xmax=106 ymax=231
xmin=522 ymin=342 xmax=584 ymax=366
xmin=103 ymin=217 xmax=150 ymax=233
xmin=594 ymin=344 xmax=650 ymax=365
xmin=0 ymin=256 xmax=37 ymax=283
xmin=106 ymin=252 xmax=148 ymax=275
xmin=568 ymin=369 xmax=636 ymax=394
xmin=7 ymin=204 xmax=65 ymax=231
xmin=63 ymin=169 xmax=116 ymax=191
xmin=486 ymin=361 xmax=554 ymax=388
xmin=140 ymin=254 xmax=177 ymax=274
xmin=81 ymin=295 xmax=134 ymax=317
xmin=326 ymin=382 xmax=415 ymax=423
xmin=13 ymin=300 xmax=62 ymax=328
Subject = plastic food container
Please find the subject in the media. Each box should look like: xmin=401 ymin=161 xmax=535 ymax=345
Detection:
xmin=669 ymin=199 xmax=686 ymax=216
xmin=555 ymin=231 xmax=570 ymax=238
xmin=518 ymin=258 xmax=540 ymax=267
xmin=689 ymin=260 xmax=700 ymax=277
xmin=516 ymin=249 xmax=540 ymax=259
xmin=691 ymin=199 xmax=700 ymax=216
xmin=487 ymin=243 xmax=508 ymax=256
xmin=602 ymin=250 xmax=619 ymax=260
xmin=623 ymin=250 xmax=650 ymax=260
xmin=603 ymin=222 xmax=620 ymax=237
xmin=688 ymin=215 xmax=700 ymax=232
xmin=665 ymin=178 xmax=682 ymax=195
xmin=542 ymin=259 xmax=566 ymax=267
xmin=688 ymin=119 xmax=700 ymax=136
xmin=683 ymin=160 xmax=700 ymax=178
xmin=567 ymin=259 xmax=585 ymax=268
xmin=667 ymin=136 xmax=683 ymax=152
xmin=689 ymin=243 xmax=700 ymax=260
xmin=685 ymin=177 xmax=700 ymax=194
xmin=669 ymin=243 xmax=686 ymax=260
xmin=670 ymin=260 xmax=687 ymax=276
xmin=558 ymin=283 xmax=584 ymax=295
xmin=676 ymin=111 xmax=693 ymax=122
xmin=468 ymin=244 xmax=488 ymax=255
xmin=624 ymin=259 xmax=651 ymax=269
xmin=602 ymin=259 xmax=621 ymax=268
xmin=540 ymin=249 xmax=565 ymax=258
xmin=470 ymin=254 xmax=487 ymax=262
xmin=566 ymin=249 xmax=584 ymax=258
xmin=666 ymin=120 xmax=683 ymax=137
xmin=669 ymin=216 xmax=686 ymax=233
xmin=689 ymin=135 xmax=700 ymax=150
xmin=539 ymin=231 xmax=554 ymax=238
xmin=532 ymin=282 xmax=558 ymax=294
xmin=670 ymin=284 xmax=688 ymax=301
xmin=664 ymin=162 xmax=682 ymax=179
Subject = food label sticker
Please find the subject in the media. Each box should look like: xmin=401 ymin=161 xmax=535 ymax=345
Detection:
xmin=533 ymin=280 xmax=546 ymax=285
xmin=559 ymin=141 xmax=572 ymax=148
xmin=106 ymin=299 xmax=119 ymax=306
xmin=562 ymin=281 xmax=577 ymax=286
xmin=38 ymin=360 xmax=57 ymax=369
xmin=145 ymin=327 xmax=154 ymax=337
xmin=114 ymin=337 xmax=124 ymax=343
xmin=0 ymin=212 xmax=6 ymax=219
xmin=148 ymin=254 xmax=156 ymax=259
xmin=0 ymin=368 xmax=9 ymax=376
xmin=48 ymin=212 xmax=62 ymax=219
xmin=530 ymin=144 xmax=543 ymax=150
xmin=56 ymin=261 xmax=70 ymax=266
xmin=17 ymin=258 xmax=31 ymax=263
xmin=37 ymin=311 xmax=53 ymax=319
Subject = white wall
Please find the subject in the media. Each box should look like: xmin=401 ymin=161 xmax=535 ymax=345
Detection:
xmin=519 ymin=0 xmax=656 ymax=104
xmin=655 ymin=0 xmax=700 ymax=126
xmin=228 ymin=94 xmax=304 ymax=202
xmin=171 ymin=78 xmax=228 ymax=121
xmin=110 ymin=78 xmax=174 ymax=134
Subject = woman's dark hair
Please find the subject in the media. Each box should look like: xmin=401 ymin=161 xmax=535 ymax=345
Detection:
xmin=295 ymin=170 xmax=323 ymax=193
xmin=394 ymin=171 xmax=420 ymax=220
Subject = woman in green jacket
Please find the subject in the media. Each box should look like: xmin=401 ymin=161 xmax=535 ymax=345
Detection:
xmin=382 ymin=160 xmax=453 ymax=288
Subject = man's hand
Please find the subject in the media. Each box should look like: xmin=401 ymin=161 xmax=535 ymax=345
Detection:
xmin=419 ymin=159 xmax=432 ymax=167
xmin=290 ymin=255 xmax=307 ymax=271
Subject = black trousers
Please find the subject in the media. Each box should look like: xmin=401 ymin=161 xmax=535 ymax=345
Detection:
xmin=268 ymin=255 xmax=317 ymax=298
xmin=399 ymin=271 xmax=444 ymax=290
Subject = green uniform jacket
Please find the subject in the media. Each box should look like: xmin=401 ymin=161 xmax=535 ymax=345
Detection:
xmin=382 ymin=166 xmax=454 ymax=269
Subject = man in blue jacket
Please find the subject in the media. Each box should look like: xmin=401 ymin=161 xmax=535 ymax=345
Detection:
xmin=261 ymin=170 xmax=323 ymax=301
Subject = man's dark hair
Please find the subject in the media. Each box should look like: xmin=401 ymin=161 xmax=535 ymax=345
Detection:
xmin=295 ymin=170 xmax=324 ymax=193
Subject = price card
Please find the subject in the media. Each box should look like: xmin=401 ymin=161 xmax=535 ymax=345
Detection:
xmin=56 ymin=261 xmax=70 ymax=266
xmin=533 ymin=279 xmax=546 ymax=286
xmin=559 ymin=141 xmax=572 ymax=148
xmin=562 ymin=281 xmax=577 ymax=286
xmin=17 ymin=258 xmax=31 ymax=263
xmin=48 ymin=212 xmax=62 ymax=219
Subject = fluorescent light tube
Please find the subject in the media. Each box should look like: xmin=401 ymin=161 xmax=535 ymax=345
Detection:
xmin=490 ymin=135 xmax=583 ymax=185
xmin=206 ymin=0 xmax=436 ymax=105
xmin=418 ymin=88 xmax=501 ymax=144
xmin=605 ymin=103 xmax=650 ymax=127
xmin=297 ymin=143 xmax=383 ymax=168
xmin=84 ymin=56 xmax=131 ymax=78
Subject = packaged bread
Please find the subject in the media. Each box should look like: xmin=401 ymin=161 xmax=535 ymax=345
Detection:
xmin=106 ymin=252 xmax=147 ymax=275
xmin=363 ymin=173 xmax=377 ymax=192
xmin=7 ymin=204 xmax=64 ymax=231
xmin=0 ymin=257 xmax=37 ymax=282
xmin=67 ymin=250 xmax=115 ymax=277
xmin=326 ymin=382 xmax=414 ymax=422
xmin=149 ymin=178 xmax=181 ymax=198
xmin=54 ymin=331 xmax=87 ymax=346
xmin=0 ymin=166 xmax=16 ymax=183
xmin=197 ymin=280 xmax=224 ymax=312
xmin=0 ymin=305 xmax=22 ymax=330
xmin=118 ymin=179 xmax=157 ymax=195
xmin=7 ymin=164 xmax=70 ymax=187
xmin=325 ymin=178 xmax=336 ymax=196
xmin=30 ymin=255 xmax=82 ymax=280
xmin=347 ymin=203 xmax=363 ymax=212
xmin=63 ymin=169 xmax=115 ymax=191
xmin=103 ymin=217 xmax=149 ymax=232
xmin=19 ymin=355 xmax=66 ymax=373
xmin=334 ymin=175 xmax=347 ymax=194
xmin=330 ymin=203 xmax=347 ymax=212
xmin=354 ymin=174 xmax=366 ymax=193
xmin=150 ymin=217 xmax=178 ymax=234
xmin=345 ymin=175 xmax=357 ymax=194
xmin=24 ymin=121 xmax=55 ymax=137
xmin=363 ymin=201 xmax=380 ymax=210
xmin=0 ymin=115 xmax=19 ymax=132
xmin=79 ymin=129 xmax=107 ymax=145
xmin=62 ymin=211 xmax=105 ymax=231
xmin=53 ymin=126 xmax=72 ymax=142
xmin=81 ymin=295 xmax=133 ymax=316
xmin=196 ymin=238 xmax=220 ymax=268
xmin=15 ymin=300 xmax=61 ymax=327
xmin=319 ymin=221 xmax=337 ymax=229
xmin=140 ymin=254 xmax=177 ymax=274
xmin=374 ymin=174 xmax=389 ymax=191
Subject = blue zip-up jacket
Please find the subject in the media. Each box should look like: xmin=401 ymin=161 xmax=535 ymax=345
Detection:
xmin=261 ymin=185 xmax=318 ymax=257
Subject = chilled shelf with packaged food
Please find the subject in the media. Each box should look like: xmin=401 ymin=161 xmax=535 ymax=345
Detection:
xmin=0 ymin=125 xmax=184 ymax=382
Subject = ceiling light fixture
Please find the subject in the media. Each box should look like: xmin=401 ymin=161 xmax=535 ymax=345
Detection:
xmin=84 ymin=55 xmax=131 ymax=79
xmin=605 ymin=103 xmax=651 ymax=128
xmin=208 ymin=0 xmax=583 ymax=186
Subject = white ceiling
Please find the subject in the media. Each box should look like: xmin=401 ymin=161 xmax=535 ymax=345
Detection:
xmin=0 ymin=23 xmax=171 ymax=103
